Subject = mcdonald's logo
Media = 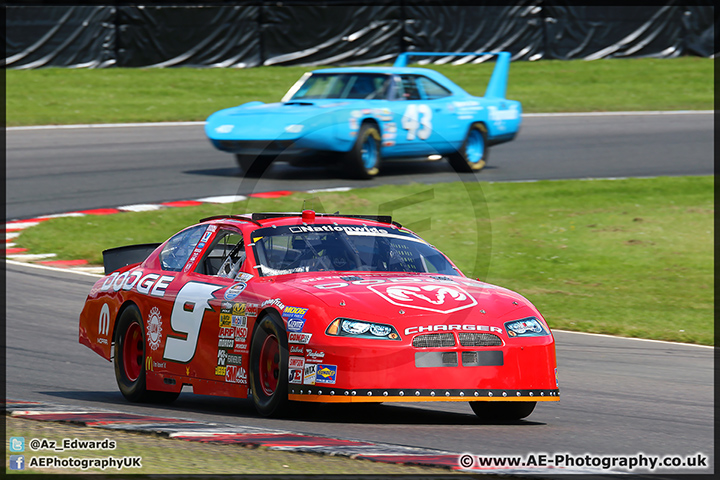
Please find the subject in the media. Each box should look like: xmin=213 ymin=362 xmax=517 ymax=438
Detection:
xmin=98 ymin=303 xmax=110 ymax=336
xmin=146 ymin=356 xmax=153 ymax=372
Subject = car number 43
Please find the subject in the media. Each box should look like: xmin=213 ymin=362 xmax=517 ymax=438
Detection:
xmin=401 ymin=104 xmax=432 ymax=140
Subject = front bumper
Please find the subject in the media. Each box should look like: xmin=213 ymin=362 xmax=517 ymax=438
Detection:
xmin=288 ymin=335 xmax=559 ymax=403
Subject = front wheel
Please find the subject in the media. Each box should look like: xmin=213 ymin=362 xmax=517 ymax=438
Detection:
xmin=345 ymin=123 xmax=381 ymax=179
xmin=448 ymin=123 xmax=489 ymax=172
xmin=113 ymin=305 xmax=179 ymax=404
xmin=469 ymin=401 xmax=536 ymax=421
xmin=249 ymin=312 xmax=289 ymax=417
xmin=236 ymin=154 xmax=274 ymax=177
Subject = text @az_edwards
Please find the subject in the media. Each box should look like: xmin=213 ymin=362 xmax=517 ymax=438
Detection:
xmin=8 ymin=436 xmax=141 ymax=472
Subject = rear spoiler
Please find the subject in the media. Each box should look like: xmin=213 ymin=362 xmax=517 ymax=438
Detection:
xmin=102 ymin=243 xmax=161 ymax=275
xmin=393 ymin=51 xmax=511 ymax=99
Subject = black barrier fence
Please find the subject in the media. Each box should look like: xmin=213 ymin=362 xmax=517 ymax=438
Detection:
xmin=2 ymin=3 xmax=716 ymax=69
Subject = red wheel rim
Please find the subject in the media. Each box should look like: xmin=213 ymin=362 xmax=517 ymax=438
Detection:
xmin=123 ymin=322 xmax=143 ymax=382
xmin=259 ymin=334 xmax=280 ymax=396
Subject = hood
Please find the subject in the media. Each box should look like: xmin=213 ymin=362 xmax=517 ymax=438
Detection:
xmin=206 ymin=100 xmax=356 ymax=140
xmin=276 ymin=272 xmax=538 ymax=335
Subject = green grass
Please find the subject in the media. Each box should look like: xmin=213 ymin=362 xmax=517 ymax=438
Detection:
xmin=5 ymin=416 xmax=455 ymax=475
xmin=15 ymin=176 xmax=713 ymax=345
xmin=5 ymin=57 xmax=713 ymax=126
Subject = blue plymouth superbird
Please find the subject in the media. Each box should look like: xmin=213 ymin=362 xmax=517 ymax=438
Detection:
xmin=206 ymin=52 xmax=521 ymax=178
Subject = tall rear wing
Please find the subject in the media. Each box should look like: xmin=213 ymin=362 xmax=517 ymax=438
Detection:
xmin=393 ymin=51 xmax=511 ymax=99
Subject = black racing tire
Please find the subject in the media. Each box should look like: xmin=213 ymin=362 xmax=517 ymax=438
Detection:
xmin=448 ymin=122 xmax=489 ymax=172
xmin=113 ymin=305 xmax=179 ymax=404
xmin=249 ymin=312 xmax=290 ymax=417
xmin=345 ymin=123 xmax=381 ymax=179
xmin=469 ymin=401 xmax=536 ymax=421
xmin=236 ymin=154 xmax=274 ymax=177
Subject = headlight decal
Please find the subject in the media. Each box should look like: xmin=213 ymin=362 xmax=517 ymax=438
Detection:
xmin=504 ymin=317 xmax=549 ymax=337
xmin=326 ymin=318 xmax=400 ymax=340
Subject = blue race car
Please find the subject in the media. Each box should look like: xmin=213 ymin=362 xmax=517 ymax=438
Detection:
xmin=205 ymin=52 xmax=521 ymax=179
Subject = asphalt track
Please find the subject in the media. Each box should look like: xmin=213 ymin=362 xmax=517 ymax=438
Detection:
xmin=5 ymin=112 xmax=714 ymax=221
xmin=4 ymin=112 xmax=715 ymax=474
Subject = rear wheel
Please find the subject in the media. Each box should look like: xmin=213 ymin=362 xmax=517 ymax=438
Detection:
xmin=236 ymin=154 xmax=274 ymax=177
xmin=448 ymin=123 xmax=489 ymax=172
xmin=114 ymin=305 xmax=179 ymax=404
xmin=470 ymin=401 xmax=536 ymax=421
xmin=249 ymin=312 xmax=289 ymax=417
xmin=345 ymin=123 xmax=381 ymax=179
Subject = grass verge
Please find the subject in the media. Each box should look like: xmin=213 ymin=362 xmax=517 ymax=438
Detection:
xmin=15 ymin=176 xmax=714 ymax=345
xmin=4 ymin=416 xmax=458 ymax=475
xmin=5 ymin=57 xmax=713 ymax=126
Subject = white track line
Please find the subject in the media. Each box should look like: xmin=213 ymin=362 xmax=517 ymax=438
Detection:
xmin=6 ymin=259 xmax=103 ymax=278
xmin=554 ymin=329 xmax=713 ymax=349
xmin=7 ymin=121 xmax=205 ymax=131
xmin=5 ymin=111 xmax=712 ymax=131
xmin=524 ymin=110 xmax=713 ymax=117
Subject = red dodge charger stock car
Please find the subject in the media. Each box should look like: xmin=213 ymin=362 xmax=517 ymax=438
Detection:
xmin=79 ymin=211 xmax=559 ymax=420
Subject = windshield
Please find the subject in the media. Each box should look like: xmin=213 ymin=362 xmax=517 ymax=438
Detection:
xmin=289 ymin=73 xmax=390 ymax=100
xmin=251 ymin=224 xmax=460 ymax=277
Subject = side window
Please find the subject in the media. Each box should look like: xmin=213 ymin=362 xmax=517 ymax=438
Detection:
xmin=159 ymin=225 xmax=208 ymax=272
xmin=196 ymin=229 xmax=245 ymax=278
xmin=416 ymin=76 xmax=452 ymax=100
xmin=399 ymin=76 xmax=421 ymax=101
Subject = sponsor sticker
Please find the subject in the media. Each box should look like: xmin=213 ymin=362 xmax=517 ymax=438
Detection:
xmin=304 ymin=364 xmax=317 ymax=385
xmin=227 ymin=353 xmax=242 ymax=365
xmin=315 ymin=364 xmax=337 ymax=384
xmin=98 ymin=303 xmax=110 ymax=337
xmin=261 ymin=298 xmax=285 ymax=310
xmin=290 ymin=345 xmax=305 ymax=355
xmin=287 ymin=318 xmax=306 ymax=332
xmin=289 ymin=369 xmax=303 ymax=384
xmin=288 ymin=332 xmax=312 ymax=344
xmin=184 ymin=252 xmax=200 ymax=272
xmin=282 ymin=306 xmax=308 ymax=320
xmin=305 ymin=349 xmax=325 ymax=363
xmin=232 ymin=303 xmax=246 ymax=316
xmin=235 ymin=273 xmax=254 ymax=283
xmin=219 ymin=313 xmax=232 ymax=328
xmin=233 ymin=340 xmax=248 ymax=353
xmin=218 ymin=338 xmax=233 ymax=348
xmin=235 ymin=327 xmax=248 ymax=341
xmin=145 ymin=356 xmax=166 ymax=371
xmin=215 ymin=365 xmax=226 ymax=376
xmin=246 ymin=303 xmax=259 ymax=316
xmin=225 ymin=365 xmax=247 ymax=384
xmin=289 ymin=356 xmax=305 ymax=369
xmin=224 ymin=283 xmax=247 ymax=301
xmin=219 ymin=326 xmax=234 ymax=339
xmin=217 ymin=349 xmax=228 ymax=366
xmin=146 ymin=307 xmax=163 ymax=351
xmin=232 ymin=315 xmax=247 ymax=327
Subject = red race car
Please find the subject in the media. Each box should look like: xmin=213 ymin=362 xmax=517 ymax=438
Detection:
xmin=79 ymin=211 xmax=559 ymax=420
